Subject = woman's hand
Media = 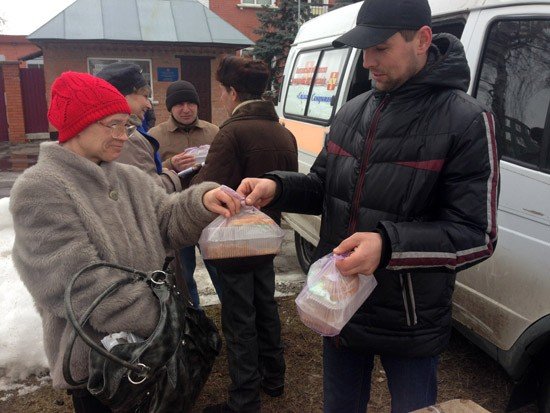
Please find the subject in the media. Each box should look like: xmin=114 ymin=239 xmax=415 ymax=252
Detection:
xmin=203 ymin=187 xmax=241 ymax=217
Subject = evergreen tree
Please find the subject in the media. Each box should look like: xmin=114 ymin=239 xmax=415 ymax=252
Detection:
xmin=253 ymin=0 xmax=313 ymax=99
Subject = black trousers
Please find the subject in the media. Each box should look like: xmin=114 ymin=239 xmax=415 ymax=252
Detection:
xmin=69 ymin=389 xmax=111 ymax=413
xmin=219 ymin=260 xmax=286 ymax=412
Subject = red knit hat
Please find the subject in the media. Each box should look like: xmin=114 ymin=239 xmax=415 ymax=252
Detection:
xmin=48 ymin=71 xmax=131 ymax=143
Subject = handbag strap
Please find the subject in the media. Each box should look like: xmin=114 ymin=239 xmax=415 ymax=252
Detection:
xmin=63 ymin=261 xmax=170 ymax=386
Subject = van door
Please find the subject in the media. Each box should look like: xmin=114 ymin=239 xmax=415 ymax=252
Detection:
xmin=452 ymin=7 xmax=550 ymax=352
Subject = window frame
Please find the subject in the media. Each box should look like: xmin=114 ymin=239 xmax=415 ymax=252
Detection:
xmin=472 ymin=16 xmax=550 ymax=173
xmin=87 ymin=57 xmax=154 ymax=99
xmin=238 ymin=0 xmax=275 ymax=8
xmin=283 ymin=46 xmax=351 ymax=126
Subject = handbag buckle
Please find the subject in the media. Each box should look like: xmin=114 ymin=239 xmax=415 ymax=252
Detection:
xmin=127 ymin=362 xmax=149 ymax=385
xmin=149 ymin=270 xmax=168 ymax=285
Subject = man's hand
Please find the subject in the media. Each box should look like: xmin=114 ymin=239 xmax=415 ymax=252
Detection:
xmin=237 ymin=178 xmax=277 ymax=208
xmin=333 ymin=232 xmax=383 ymax=276
xmin=171 ymin=152 xmax=196 ymax=172
xmin=203 ymin=187 xmax=241 ymax=218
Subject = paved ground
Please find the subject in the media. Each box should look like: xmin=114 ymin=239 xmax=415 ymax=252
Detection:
xmin=0 ymin=141 xmax=306 ymax=302
xmin=0 ymin=142 xmax=41 ymax=198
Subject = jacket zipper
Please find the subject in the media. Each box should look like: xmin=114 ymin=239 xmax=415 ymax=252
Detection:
xmin=348 ymin=94 xmax=391 ymax=235
xmin=400 ymin=273 xmax=418 ymax=326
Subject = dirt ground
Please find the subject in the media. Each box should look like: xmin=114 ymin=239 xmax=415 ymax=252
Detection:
xmin=0 ymin=296 xmax=538 ymax=413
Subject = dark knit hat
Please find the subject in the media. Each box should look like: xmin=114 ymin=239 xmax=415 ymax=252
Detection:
xmin=96 ymin=63 xmax=148 ymax=96
xmin=48 ymin=72 xmax=131 ymax=143
xmin=166 ymin=80 xmax=200 ymax=112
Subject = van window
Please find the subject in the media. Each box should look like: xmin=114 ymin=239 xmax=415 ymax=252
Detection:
xmin=346 ymin=52 xmax=372 ymax=101
xmin=475 ymin=19 xmax=550 ymax=171
xmin=432 ymin=19 xmax=466 ymax=39
xmin=284 ymin=48 xmax=350 ymax=124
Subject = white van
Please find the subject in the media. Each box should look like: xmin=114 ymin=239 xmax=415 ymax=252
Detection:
xmin=277 ymin=0 xmax=550 ymax=409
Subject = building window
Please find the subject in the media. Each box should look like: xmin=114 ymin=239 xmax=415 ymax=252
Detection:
xmin=87 ymin=57 xmax=154 ymax=98
xmin=309 ymin=0 xmax=330 ymax=16
xmin=239 ymin=0 xmax=275 ymax=8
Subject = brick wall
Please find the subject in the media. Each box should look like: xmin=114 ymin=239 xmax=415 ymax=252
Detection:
xmin=0 ymin=62 xmax=26 ymax=144
xmin=210 ymin=1 xmax=336 ymax=43
xmin=39 ymin=41 xmax=239 ymax=128
xmin=210 ymin=3 xmax=262 ymax=42
xmin=0 ymin=35 xmax=41 ymax=67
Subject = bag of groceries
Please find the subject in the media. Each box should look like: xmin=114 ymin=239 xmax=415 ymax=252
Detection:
xmin=296 ymin=253 xmax=378 ymax=336
xmin=199 ymin=186 xmax=285 ymax=260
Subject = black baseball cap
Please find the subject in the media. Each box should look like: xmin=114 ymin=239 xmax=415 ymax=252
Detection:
xmin=333 ymin=0 xmax=431 ymax=49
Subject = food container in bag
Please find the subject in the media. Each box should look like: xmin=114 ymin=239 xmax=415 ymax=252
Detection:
xmin=295 ymin=253 xmax=378 ymax=336
xmin=199 ymin=186 xmax=285 ymax=259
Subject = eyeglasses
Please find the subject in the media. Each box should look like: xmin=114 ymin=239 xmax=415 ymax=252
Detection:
xmin=97 ymin=121 xmax=137 ymax=138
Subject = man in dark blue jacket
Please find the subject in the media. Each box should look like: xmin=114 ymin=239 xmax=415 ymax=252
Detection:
xmin=237 ymin=0 xmax=499 ymax=411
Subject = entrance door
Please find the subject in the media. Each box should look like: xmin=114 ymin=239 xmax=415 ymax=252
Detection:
xmin=0 ymin=68 xmax=8 ymax=142
xmin=179 ymin=57 xmax=212 ymax=122
xmin=20 ymin=67 xmax=49 ymax=134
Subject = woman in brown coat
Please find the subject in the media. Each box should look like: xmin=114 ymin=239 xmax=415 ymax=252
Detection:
xmin=9 ymin=72 xmax=239 ymax=413
xmin=193 ymin=56 xmax=298 ymax=413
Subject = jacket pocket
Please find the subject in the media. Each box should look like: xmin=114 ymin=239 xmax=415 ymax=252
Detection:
xmin=400 ymin=273 xmax=418 ymax=326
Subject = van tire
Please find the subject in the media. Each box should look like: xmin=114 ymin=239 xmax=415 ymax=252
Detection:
xmin=295 ymin=232 xmax=315 ymax=274
xmin=539 ymin=367 xmax=550 ymax=413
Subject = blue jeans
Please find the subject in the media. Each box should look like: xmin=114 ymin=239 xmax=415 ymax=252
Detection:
xmin=179 ymin=245 xmax=222 ymax=308
xmin=323 ymin=338 xmax=438 ymax=413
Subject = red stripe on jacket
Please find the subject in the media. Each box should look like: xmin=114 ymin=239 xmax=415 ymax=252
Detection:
xmin=394 ymin=159 xmax=445 ymax=172
xmin=327 ymin=140 xmax=353 ymax=157
xmin=387 ymin=112 xmax=499 ymax=272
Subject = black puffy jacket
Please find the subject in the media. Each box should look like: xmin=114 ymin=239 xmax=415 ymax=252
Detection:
xmin=269 ymin=34 xmax=499 ymax=357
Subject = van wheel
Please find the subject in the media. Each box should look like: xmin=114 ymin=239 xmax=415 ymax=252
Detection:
xmin=295 ymin=232 xmax=315 ymax=274
xmin=539 ymin=367 xmax=550 ymax=413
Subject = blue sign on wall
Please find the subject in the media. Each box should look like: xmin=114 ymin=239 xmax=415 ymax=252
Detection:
xmin=157 ymin=67 xmax=179 ymax=82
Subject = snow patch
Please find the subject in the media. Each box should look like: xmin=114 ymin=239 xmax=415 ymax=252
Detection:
xmin=0 ymin=198 xmax=48 ymax=382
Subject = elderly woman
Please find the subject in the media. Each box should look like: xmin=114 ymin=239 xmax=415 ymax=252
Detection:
xmin=192 ymin=56 xmax=298 ymax=413
xmin=9 ymin=72 xmax=239 ymax=413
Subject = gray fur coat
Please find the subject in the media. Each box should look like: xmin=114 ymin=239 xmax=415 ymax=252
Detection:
xmin=9 ymin=142 xmax=218 ymax=388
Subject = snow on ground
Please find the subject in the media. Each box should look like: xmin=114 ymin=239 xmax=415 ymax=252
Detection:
xmin=0 ymin=198 xmax=48 ymax=382
xmin=0 ymin=194 xmax=304 ymax=396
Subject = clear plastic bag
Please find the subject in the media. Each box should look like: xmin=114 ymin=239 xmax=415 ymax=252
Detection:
xmin=100 ymin=331 xmax=144 ymax=351
xmin=295 ymin=253 xmax=378 ymax=336
xmin=199 ymin=186 xmax=285 ymax=259
xmin=184 ymin=144 xmax=210 ymax=164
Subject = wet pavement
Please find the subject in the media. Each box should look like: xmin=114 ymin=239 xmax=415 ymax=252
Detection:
xmin=0 ymin=142 xmax=41 ymax=198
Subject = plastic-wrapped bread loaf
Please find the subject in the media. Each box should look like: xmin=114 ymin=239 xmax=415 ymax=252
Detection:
xmin=295 ymin=253 xmax=378 ymax=336
xmin=199 ymin=210 xmax=285 ymax=259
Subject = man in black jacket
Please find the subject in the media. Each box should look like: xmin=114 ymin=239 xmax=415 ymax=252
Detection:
xmin=237 ymin=0 xmax=499 ymax=412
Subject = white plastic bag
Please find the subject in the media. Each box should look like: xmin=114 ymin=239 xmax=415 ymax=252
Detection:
xmin=295 ymin=253 xmax=378 ymax=336
xmin=101 ymin=332 xmax=144 ymax=351
xmin=199 ymin=186 xmax=285 ymax=259
xmin=184 ymin=144 xmax=210 ymax=164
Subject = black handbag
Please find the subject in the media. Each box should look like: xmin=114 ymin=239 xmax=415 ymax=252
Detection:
xmin=62 ymin=261 xmax=221 ymax=413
